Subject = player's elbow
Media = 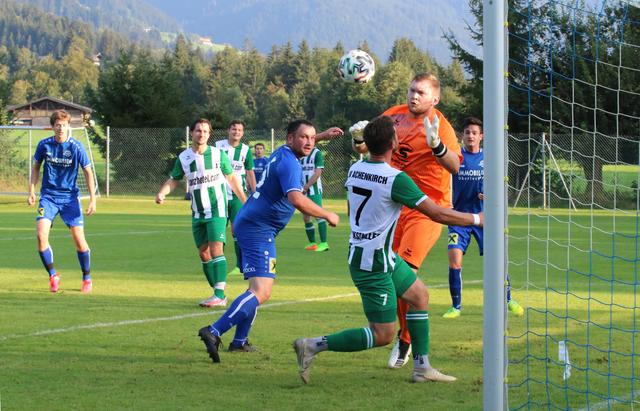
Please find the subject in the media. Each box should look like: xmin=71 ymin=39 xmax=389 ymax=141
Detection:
xmin=287 ymin=191 xmax=305 ymax=208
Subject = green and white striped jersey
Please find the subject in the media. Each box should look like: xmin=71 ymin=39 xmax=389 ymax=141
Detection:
xmin=345 ymin=160 xmax=427 ymax=272
xmin=170 ymin=146 xmax=233 ymax=219
xmin=300 ymin=147 xmax=325 ymax=196
xmin=214 ymin=140 xmax=254 ymax=198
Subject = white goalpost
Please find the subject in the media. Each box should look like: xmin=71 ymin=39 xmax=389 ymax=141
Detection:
xmin=0 ymin=126 xmax=100 ymax=198
xmin=488 ymin=0 xmax=640 ymax=410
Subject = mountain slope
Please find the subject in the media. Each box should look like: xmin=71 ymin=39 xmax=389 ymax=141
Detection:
xmin=20 ymin=0 xmax=181 ymax=47
xmin=146 ymin=0 xmax=478 ymax=63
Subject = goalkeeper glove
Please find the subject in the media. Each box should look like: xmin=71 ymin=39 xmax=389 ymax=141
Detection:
xmin=349 ymin=120 xmax=369 ymax=144
xmin=424 ymin=115 xmax=447 ymax=157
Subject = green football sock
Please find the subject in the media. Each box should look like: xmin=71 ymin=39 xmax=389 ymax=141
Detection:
xmin=406 ymin=310 xmax=429 ymax=355
xmin=212 ymin=255 xmax=227 ymax=298
xmin=318 ymin=219 xmax=328 ymax=243
xmin=305 ymin=222 xmax=316 ymax=243
xmin=201 ymin=260 xmax=215 ymax=287
xmin=326 ymin=327 xmax=375 ymax=352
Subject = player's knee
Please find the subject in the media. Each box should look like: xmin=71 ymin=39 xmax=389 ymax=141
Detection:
xmin=199 ymin=249 xmax=211 ymax=261
xmin=373 ymin=326 xmax=395 ymax=346
xmin=250 ymin=286 xmax=272 ymax=304
xmin=411 ymin=283 xmax=430 ymax=310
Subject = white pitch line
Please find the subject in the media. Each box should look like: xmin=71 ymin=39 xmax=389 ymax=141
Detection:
xmin=576 ymin=391 xmax=640 ymax=411
xmin=0 ymin=230 xmax=187 ymax=242
xmin=0 ymin=280 xmax=483 ymax=342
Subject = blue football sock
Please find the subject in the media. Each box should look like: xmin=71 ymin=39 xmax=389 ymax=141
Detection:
xmin=210 ymin=290 xmax=259 ymax=337
xmin=232 ymin=308 xmax=258 ymax=347
xmin=77 ymin=249 xmax=91 ymax=280
xmin=38 ymin=247 xmax=57 ymax=276
xmin=449 ymin=267 xmax=462 ymax=309
xmin=506 ymin=273 xmax=512 ymax=302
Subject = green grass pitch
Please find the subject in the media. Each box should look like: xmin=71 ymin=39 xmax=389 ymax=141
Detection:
xmin=1 ymin=196 xmax=637 ymax=409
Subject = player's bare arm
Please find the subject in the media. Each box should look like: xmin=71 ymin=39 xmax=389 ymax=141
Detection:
xmin=155 ymin=178 xmax=179 ymax=204
xmin=82 ymin=165 xmax=97 ymax=215
xmin=27 ymin=161 xmax=42 ymax=206
xmin=245 ymin=169 xmax=257 ymax=193
xmin=314 ymin=127 xmax=344 ymax=142
xmin=226 ymin=173 xmax=247 ymax=203
xmin=416 ymin=197 xmax=483 ymax=227
xmin=303 ymin=168 xmax=323 ymax=194
xmin=287 ymin=190 xmax=339 ymax=226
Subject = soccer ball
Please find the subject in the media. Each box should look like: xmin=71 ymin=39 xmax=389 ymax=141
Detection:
xmin=338 ymin=49 xmax=375 ymax=84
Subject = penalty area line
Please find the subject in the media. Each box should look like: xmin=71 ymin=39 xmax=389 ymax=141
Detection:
xmin=0 ymin=280 xmax=483 ymax=342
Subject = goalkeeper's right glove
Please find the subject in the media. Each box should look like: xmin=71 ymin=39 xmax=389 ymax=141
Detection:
xmin=349 ymin=120 xmax=369 ymax=145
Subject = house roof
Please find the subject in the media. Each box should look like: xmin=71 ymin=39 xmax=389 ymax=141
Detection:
xmin=7 ymin=96 xmax=93 ymax=113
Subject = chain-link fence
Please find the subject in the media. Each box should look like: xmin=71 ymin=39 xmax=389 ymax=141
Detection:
xmin=100 ymin=127 xmax=359 ymax=198
xmin=0 ymin=126 xmax=100 ymax=196
xmin=508 ymin=132 xmax=640 ymax=210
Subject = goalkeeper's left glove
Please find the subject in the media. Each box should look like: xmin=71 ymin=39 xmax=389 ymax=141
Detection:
xmin=424 ymin=115 xmax=447 ymax=157
xmin=349 ymin=120 xmax=369 ymax=145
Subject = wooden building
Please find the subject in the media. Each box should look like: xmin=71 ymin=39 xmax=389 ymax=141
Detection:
xmin=7 ymin=96 xmax=93 ymax=127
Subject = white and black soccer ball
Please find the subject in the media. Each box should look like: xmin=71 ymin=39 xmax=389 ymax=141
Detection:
xmin=338 ymin=49 xmax=375 ymax=84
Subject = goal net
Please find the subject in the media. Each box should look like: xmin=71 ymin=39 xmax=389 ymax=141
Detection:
xmin=506 ymin=0 xmax=640 ymax=409
xmin=0 ymin=126 xmax=100 ymax=198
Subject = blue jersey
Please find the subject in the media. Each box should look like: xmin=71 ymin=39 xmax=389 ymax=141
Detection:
xmin=234 ymin=145 xmax=303 ymax=237
xmin=452 ymin=148 xmax=483 ymax=213
xmin=253 ymin=156 xmax=269 ymax=184
xmin=33 ymin=136 xmax=91 ymax=199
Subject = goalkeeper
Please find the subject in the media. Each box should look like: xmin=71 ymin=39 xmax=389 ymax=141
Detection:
xmin=294 ymin=115 xmax=482 ymax=384
xmin=350 ymin=73 xmax=462 ymax=369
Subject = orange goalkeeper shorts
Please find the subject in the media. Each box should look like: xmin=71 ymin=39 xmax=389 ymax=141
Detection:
xmin=392 ymin=208 xmax=443 ymax=270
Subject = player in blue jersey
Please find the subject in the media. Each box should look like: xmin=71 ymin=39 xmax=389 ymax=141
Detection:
xmin=443 ymin=117 xmax=524 ymax=318
xmin=197 ymin=119 xmax=340 ymax=357
xmin=252 ymin=143 xmax=269 ymax=184
xmin=27 ymin=110 xmax=97 ymax=293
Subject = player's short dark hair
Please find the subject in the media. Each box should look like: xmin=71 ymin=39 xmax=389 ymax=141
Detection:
xmin=286 ymin=119 xmax=315 ymax=136
xmin=254 ymin=142 xmax=265 ymax=149
xmin=363 ymin=116 xmax=395 ymax=156
xmin=228 ymin=119 xmax=245 ymax=128
xmin=462 ymin=116 xmax=483 ymax=131
xmin=191 ymin=118 xmax=211 ymax=131
xmin=50 ymin=110 xmax=71 ymax=126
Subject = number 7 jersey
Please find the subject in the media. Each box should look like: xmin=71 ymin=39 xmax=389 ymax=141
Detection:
xmin=345 ymin=160 xmax=427 ymax=272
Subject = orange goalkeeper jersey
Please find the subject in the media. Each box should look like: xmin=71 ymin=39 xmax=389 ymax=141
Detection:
xmin=383 ymin=104 xmax=462 ymax=207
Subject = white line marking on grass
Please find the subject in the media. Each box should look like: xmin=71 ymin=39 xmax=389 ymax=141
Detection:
xmin=0 ymin=280 xmax=483 ymax=342
xmin=0 ymin=230 xmax=187 ymax=242
xmin=576 ymin=391 xmax=640 ymax=411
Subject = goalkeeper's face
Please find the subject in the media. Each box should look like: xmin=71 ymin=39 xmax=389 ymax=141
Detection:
xmin=407 ymin=79 xmax=440 ymax=116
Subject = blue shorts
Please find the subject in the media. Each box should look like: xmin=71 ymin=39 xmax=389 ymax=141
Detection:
xmin=448 ymin=225 xmax=483 ymax=255
xmin=37 ymin=196 xmax=83 ymax=227
xmin=236 ymin=234 xmax=277 ymax=279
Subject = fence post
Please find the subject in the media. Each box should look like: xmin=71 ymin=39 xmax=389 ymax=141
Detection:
xmin=106 ymin=126 xmax=110 ymax=197
xmin=271 ymin=128 xmax=275 ymax=152
xmin=28 ymin=130 xmax=33 ymax=187
xmin=184 ymin=126 xmax=190 ymax=200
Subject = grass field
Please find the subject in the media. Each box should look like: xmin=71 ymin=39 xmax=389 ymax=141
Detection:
xmin=1 ymin=196 xmax=638 ymax=410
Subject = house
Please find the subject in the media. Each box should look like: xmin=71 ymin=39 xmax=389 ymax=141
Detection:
xmin=198 ymin=37 xmax=214 ymax=46
xmin=7 ymin=96 xmax=93 ymax=127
